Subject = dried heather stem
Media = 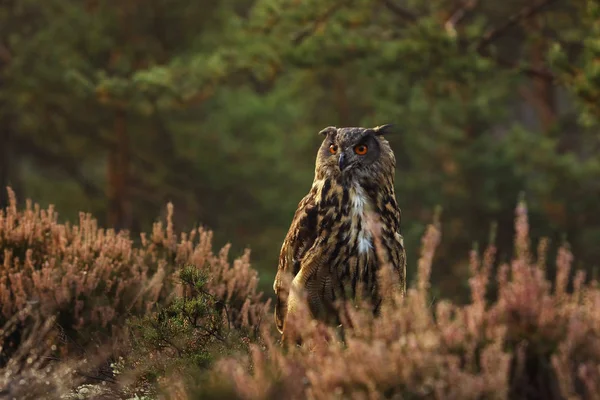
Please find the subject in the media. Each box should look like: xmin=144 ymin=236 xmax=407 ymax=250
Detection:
xmin=555 ymin=244 xmax=573 ymax=298
xmin=514 ymin=197 xmax=531 ymax=263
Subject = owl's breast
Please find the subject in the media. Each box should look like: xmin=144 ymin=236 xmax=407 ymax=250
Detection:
xmin=308 ymin=178 xmax=399 ymax=314
xmin=348 ymin=184 xmax=374 ymax=255
xmin=319 ymin=184 xmax=379 ymax=298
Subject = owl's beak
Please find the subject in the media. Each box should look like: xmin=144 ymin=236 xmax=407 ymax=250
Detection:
xmin=338 ymin=153 xmax=348 ymax=171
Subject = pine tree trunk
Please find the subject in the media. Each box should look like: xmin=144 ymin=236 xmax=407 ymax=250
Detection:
xmin=107 ymin=108 xmax=131 ymax=230
xmin=0 ymin=40 xmax=20 ymax=208
xmin=0 ymin=118 xmax=11 ymax=209
xmin=528 ymin=16 xmax=556 ymax=133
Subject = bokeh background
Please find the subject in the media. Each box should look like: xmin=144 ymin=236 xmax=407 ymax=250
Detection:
xmin=1 ymin=0 xmax=599 ymax=302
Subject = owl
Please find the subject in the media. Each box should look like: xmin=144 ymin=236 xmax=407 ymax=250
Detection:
xmin=274 ymin=124 xmax=406 ymax=340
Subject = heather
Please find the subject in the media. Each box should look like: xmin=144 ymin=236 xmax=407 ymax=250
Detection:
xmin=1 ymin=190 xmax=600 ymax=399
xmin=0 ymin=189 xmax=269 ymax=398
xmin=205 ymin=202 xmax=599 ymax=400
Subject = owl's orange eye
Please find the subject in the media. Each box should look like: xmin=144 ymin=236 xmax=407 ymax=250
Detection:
xmin=329 ymin=144 xmax=338 ymax=154
xmin=354 ymin=144 xmax=368 ymax=155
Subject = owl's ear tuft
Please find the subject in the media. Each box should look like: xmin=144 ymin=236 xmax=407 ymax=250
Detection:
xmin=318 ymin=126 xmax=337 ymax=136
xmin=372 ymin=124 xmax=395 ymax=136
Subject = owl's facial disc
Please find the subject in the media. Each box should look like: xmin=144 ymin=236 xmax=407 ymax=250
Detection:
xmin=338 ymin=144 xmax=368 ymax=171
xmin=335 ymin=131 xmax=380 ymax=175
xmin=317 ymin=126 xmax=394 ymax=182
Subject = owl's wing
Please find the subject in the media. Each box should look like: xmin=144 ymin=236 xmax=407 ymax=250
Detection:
xmin=393 ymin=231 xmax=407 ymax=295
xmin=384 ymin=205 xmax=407 ymax=295
xmin=274 ymin=193 xmax=319 ymax=333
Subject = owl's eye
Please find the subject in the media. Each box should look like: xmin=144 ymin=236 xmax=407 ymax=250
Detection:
xmin=354 ymin=144 xmax=368 ymax=155
xmin=328 ymin=144 xmax=338 ymax=155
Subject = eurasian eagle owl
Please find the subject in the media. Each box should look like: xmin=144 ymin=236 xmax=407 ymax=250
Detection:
xmin=274 ymin=125 xmax=406 ymax=340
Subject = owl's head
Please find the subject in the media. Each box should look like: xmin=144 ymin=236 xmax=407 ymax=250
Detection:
xmin=315 ymin=125 xmax=396 ymax=185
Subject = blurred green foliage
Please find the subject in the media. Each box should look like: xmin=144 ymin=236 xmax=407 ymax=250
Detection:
xmin=126 ymin=265 xmax=252 ymax=393
xmin=1 ymin=0 xmax=599 ymax=300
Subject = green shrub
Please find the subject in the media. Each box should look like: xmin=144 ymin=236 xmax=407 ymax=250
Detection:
xmin=124 ymin=265 xmax=265 ymax=394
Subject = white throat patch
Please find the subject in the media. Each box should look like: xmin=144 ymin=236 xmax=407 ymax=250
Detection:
xmin=350 ymin=185 xmax=373 ymax=254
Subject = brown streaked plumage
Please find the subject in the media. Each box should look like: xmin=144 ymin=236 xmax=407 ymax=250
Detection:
xmin=274 ymin=125 xmax=406 ymax=339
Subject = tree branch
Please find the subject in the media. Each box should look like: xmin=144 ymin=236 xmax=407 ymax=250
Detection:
xmin=381 ymin=0 xmax=417 ymax=22
xmin=476 ymin=0 xmax=559 ymax=52
xmin=490 ymin=54 xmax=555 ymax=82
xmin=445 ymin=0 xmax=480 ymax=36
xmin=291 ymin=1 xmax=348 ymax=45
